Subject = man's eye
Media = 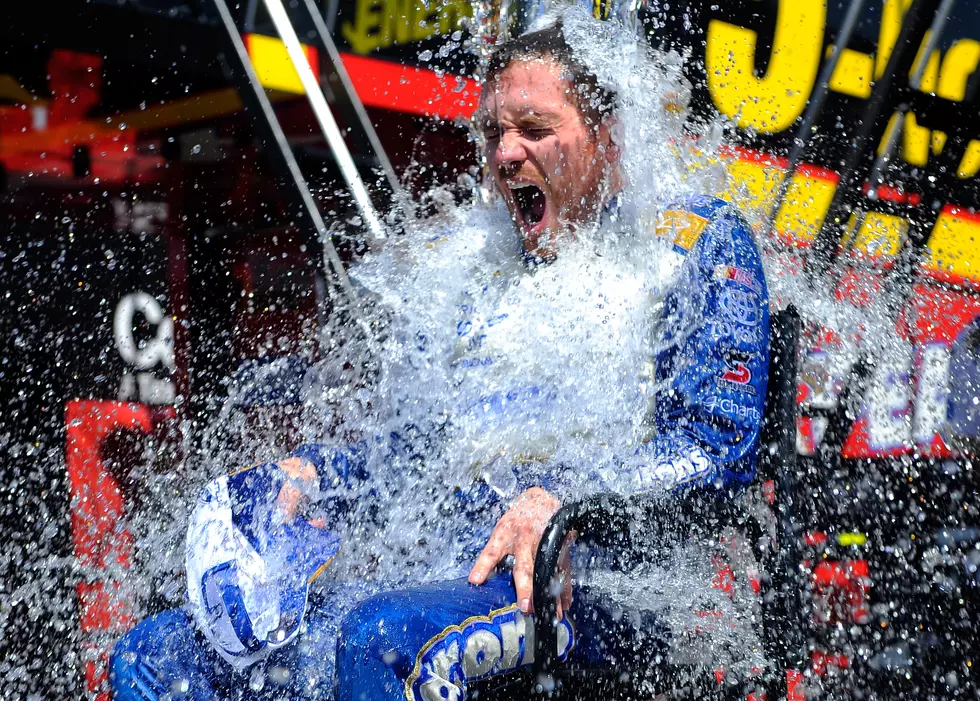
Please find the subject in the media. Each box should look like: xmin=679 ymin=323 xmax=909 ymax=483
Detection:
xmin=524 ymin=128 xmax=551 ymax=140
xmin=483 ymin=129 xmax=500 ymax=141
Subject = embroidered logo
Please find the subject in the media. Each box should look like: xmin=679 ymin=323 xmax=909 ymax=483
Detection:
xmin=655 ymin=209 xmax=709 ymax=251
xmin=713 ymin=264 xmax=762 ymax=294
xmin=406 ymin=604 xmax=574 ymax=701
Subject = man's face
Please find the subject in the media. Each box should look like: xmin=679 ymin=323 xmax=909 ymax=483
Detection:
xmin=479 ymin=57 xmax=615 ymax=258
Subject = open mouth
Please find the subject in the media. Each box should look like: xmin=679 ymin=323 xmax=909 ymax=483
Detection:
xmin=510 ymin=183 xmax=546 ymax=227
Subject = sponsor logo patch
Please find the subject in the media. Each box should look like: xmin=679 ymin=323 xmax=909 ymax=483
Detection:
xmin=711 ymin=319 xmax=763 ymax=345
xmin=713 ymin=264 xmax=762 ymax=294
xmin=719 ymin=287 xmax=761 ymax=327
xmin=719 ymin=349 xmax=755 ymax=394
xmin=704 ymin=395 xmax=762 ymax=422
xmin=406 ymin=605 xmax=574 ymax=701
xmin=655 ymin=209 xmax=709 ymax=251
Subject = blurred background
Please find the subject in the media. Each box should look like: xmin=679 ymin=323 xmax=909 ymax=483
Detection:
xmin=3 ymin=0 xmax=980 ymax=698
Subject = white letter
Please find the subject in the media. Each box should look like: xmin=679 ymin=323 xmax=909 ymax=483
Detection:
xmin=114 ymin=292 xmax=175 ymax=371
xmin=462 ymin=630 xmax=501 ymax=678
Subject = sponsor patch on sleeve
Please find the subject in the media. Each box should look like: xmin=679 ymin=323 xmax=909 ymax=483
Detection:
xmin=713 ymin=264 xmax=762 ymax=294
xmin=719 ymin=349 xmax=756 ymax=394
xmin=655 ymin=209 xmax=709 ymax=251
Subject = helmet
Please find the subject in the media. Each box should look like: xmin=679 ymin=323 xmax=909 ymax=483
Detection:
xmin=185 ymin=463 xmax=341 ymax=669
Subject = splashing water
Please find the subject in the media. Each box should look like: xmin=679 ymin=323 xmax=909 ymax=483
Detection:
xmin=127 ymin=3 xmax=882 ymax=689
xmin=99 ymin=9 xmax=785 ymax=693
xmin=279 ymin=6 xmax=717 ymax=576
xmin=272 ymin=5 xmax=764 ymax=678
xmin=6 ymin=4 xmax=978 ymax=700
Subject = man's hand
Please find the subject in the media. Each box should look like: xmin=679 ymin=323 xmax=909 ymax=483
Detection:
xmin=274 ymin=457 xmax=324 ymax=527
xmin=468 ymin=487 xmax=572 ymax=618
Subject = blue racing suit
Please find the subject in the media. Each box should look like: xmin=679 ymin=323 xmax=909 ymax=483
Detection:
xmin=110 ymin=196 xmax=769 ymax=700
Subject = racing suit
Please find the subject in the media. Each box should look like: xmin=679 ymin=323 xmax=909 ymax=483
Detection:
xmin=109 ymin=196 xmax=769 ymax=700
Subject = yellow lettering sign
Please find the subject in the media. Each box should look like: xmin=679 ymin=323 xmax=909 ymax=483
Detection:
xmin=704 ymin=0 xmax=826 ymax=133
xmin=706 ymin=0 xmax=978 ymax=181
xmin=868 ymin=0 xmax=978 ymax=175
xmin=935 ymin=39 xmax=980 ymax=178
xmin=342 ymin=0 xmax=471 ymax=56
xmin=828 ymin=46 xmax=874 ymax=99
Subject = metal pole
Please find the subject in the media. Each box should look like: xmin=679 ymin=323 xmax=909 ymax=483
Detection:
xmin=210 ymin=0 xmax=357 ymax=301
xmin=910 ymin=0 xmax=956 ymax=91
xmin=838 ymin=0 xmax=954 ymax=263
xmin=867 ymin=0 xmax=957 ymax=188
xmin=261 ymin=0 xmax=387 ymax=241
xmin=806 ymin=0 xmax=943 ymax=278
xmin=298 ymin=0 xmax=401 ymax=196
xmin=324 ymin=0 xmax=342 ymax=34
xmin=243 ymin=0 xmax=260 ymax=32
xmin=763 ymin=0 xmax=867 ymax=237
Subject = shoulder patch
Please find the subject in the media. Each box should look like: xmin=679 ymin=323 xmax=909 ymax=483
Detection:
xmin=713 ymin=264 xmax=762 ymax=294
xmin=655 ymin=209 xmax=710 ymax=252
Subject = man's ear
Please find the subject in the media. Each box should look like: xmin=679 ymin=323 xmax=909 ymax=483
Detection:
xmin=598 ymin=116 xmax=621 ymax=164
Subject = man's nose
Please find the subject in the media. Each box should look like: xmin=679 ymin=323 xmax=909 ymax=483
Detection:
xmin=496 ymin=132 xmax=527 ymax=170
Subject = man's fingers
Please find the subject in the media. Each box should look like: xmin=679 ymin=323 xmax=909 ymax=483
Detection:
xmin=557 ymin=533 xmax=574 ymax=620
xmin=468 ymin=526 xmax=511 ymax=585
xmin=512 ymin=532 xmax=539 ymax=614
xmin=560 ymin=575 xmax=573 ymax=616
xmin=468 ymin=547 xmax=501 ymax=585
xmin=512 ymin=559 xmax=534 ymax=614
xmin=471 ymin=488 xmax=561 ymax=610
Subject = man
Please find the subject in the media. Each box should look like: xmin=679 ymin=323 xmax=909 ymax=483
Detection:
xmin=111 ymin=18 xmax=769 ymax=701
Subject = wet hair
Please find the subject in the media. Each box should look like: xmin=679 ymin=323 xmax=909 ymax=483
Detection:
xmin=484 ymin=23 xmax=616 ymax=124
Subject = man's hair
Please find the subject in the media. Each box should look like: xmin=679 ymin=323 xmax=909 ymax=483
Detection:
xmin=485 ymin=23 xmax=616 ymax=123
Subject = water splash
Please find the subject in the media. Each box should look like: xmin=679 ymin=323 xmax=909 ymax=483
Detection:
xmin=127 ymin=4 xmax=883 ymax=691
xmin=135 ymin=9 xmax=773 ymax=691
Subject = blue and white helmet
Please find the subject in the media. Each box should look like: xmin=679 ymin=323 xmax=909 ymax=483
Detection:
xmin=186 ymin=463 xmax=341 ymax=669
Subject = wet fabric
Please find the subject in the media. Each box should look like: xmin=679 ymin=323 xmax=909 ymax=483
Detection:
xmin=110 ymin=574 xmax=669 ymax=701
xmin=110 ymin=581 xmax=366 ymax=700
xmin=334 ymin=573 xmax=669 ymax=701
xmin=300 ymin=197 xmax=769 ymax=495
xmin=612 ymin=196 xmax=770 ymax=490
